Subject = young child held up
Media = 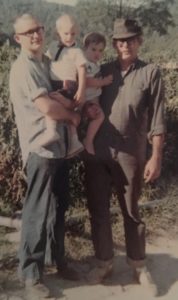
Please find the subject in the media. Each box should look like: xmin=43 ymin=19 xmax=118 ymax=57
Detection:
xmin=40 ymin=14 xmax=87 ymax=157
xmin=82 ymin=32 xmax=113 ymax=154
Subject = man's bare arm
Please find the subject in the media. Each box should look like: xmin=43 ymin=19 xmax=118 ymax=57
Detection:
xmin=34 ymin=94 xmax=80 ymax=127
xmin=144 ymin=134 xmax=165 ymax=183
xmin=86 ymin=74 xmax=113 ymax=88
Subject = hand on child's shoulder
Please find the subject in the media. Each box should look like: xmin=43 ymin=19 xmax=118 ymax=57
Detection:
xmin=102 ymin=74 xmax=113 ymax=86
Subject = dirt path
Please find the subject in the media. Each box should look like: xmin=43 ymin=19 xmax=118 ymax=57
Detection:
xmin=1 ymin=231 xmax=178 ymax=300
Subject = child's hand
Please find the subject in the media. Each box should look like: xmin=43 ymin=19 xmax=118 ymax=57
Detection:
xmin=102 ymin=74 xmax=113 ymax=86
xmin=74 ymin=90 xmax=85 ymax=105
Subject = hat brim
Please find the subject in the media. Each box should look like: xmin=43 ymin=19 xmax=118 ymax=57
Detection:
xmin=112 ymin=32 xmax=139 ymax=39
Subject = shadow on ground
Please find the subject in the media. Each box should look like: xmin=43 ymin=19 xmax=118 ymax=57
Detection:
xmin=1 ymin=250 xmax=178 ymax=299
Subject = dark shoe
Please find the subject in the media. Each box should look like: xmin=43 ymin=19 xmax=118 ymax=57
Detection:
xmin=58 ymin=264 xmax=81 ymax=281
xmin=25 ymin=279 xmax=50 ymax=299
xmin=133 ymin=266 xmax=158 ymax=296
xmin=85 ymin=259 xmax=113 ymax=284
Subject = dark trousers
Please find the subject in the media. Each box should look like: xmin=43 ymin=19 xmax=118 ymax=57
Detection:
xmin=83 ymin=153 xmax=146 ymax=263
xmin=51 ymin=79 xmax=78 ymax=100
xmin=18 ymin=153 xmax=69 ymax=282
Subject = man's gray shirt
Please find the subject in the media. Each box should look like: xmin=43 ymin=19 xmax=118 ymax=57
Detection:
xmin=9 ymin=50 xmax=67 ymax=167
xmin=94 ymin=59 xmax=165 ymax=161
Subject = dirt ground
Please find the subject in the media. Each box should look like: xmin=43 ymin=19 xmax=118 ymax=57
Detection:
xmin=1 ymin=182 xmax=178 ymax=300
xmin=0 ymin=224 xmax=178 ymax=300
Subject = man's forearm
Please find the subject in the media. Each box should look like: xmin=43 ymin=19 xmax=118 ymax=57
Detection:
xmin=151 ymin=134 xmax=165 ymax=160
xmin=34 ymin=95 xmax=79 ymax=125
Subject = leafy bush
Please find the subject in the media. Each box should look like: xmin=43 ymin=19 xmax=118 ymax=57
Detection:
xmin=1 ymin=43 xmax=178 ymax=215
xmin=0 ymin=45 xmax=26 ymax=214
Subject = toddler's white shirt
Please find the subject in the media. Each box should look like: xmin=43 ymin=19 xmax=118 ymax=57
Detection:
xmin=47 ymin=41 xmax=87 ymax=82
xmin=85 ymin=60 xmax=102 ymax=101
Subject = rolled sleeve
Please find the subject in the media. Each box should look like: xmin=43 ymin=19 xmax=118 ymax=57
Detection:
xmin=26 ymin=68 xmax=49 ymax=101
xmin=147 ymin=66 xmax=166 ymax=141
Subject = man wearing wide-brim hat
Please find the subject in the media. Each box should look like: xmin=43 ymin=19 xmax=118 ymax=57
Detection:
xmin=83 ymin=18 xmax=165 ymax=295
xmin=112 ymin=18 xmax=143 ymax=39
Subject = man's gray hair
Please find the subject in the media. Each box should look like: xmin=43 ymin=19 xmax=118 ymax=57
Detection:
xmin=13 ymin=14 xmax=39 ymax=33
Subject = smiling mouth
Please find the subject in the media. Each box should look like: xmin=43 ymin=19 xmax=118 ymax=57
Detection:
xmin=32 ymin=39 xmax=42 ymax=43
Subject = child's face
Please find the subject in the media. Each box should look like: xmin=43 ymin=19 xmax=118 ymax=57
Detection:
xmin=85 ymin=42 xmax=105 ymax=63
xmin=57 ymin=23 xmax=77 ymax=47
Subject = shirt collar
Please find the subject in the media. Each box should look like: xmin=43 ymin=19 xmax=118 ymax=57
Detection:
xmin=58 ymin=41 xmax=76 ymax=48
xmin=115 ymin=57 xmax=139 ymax=71
xmin=20 ymin=49 xmax=45 ymax=62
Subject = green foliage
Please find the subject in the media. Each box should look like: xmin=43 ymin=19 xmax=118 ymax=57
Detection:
xmin=0 ymin=0 xmax=178 ymax=215
xmin=162 ymin=68 xmax=178 ymax=176
xmin=134 ymin=0 xmax=175 ymax=35
xmin=69 ymin=158 xmax=86 ymax=206
xmin=0 ymin=45 xmax=26 ymax=214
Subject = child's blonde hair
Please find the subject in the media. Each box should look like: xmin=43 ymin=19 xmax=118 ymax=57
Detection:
xmin=56 ymin=14 xmax=79 ymax=33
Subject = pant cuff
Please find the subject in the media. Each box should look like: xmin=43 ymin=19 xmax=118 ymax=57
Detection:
xmin=126 ymin=256 xmax=146 ymax=268
xmin=95 ymin=257 xmax=113 ymax=267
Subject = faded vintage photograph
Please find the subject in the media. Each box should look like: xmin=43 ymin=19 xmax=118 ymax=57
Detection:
xmin=0 ymin=0 xmax=178 ymax=299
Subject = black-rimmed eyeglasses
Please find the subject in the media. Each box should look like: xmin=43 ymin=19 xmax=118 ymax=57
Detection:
xmin=17 ymin=26 xmax=44 ymax=37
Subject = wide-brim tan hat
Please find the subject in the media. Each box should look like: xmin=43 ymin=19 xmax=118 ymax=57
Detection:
xmin=112 ymin=18 xmax=142 ymax=39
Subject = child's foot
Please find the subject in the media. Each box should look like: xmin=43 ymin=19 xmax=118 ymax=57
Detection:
xmin=67 ymin=134 xmax=84 ymax=158
xmin=38 ymin=131 xmax=60 ymax=147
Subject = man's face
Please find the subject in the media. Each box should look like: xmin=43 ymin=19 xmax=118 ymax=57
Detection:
xmin=15 ymin=18 xmax=44 ymax=54
xmin=114 ymin=36 xmax=141 ymax=62
xmin=85 ymin=42 xmax=105 ymax=63
xmin=57 ymin=23 xmax=77 ymax=47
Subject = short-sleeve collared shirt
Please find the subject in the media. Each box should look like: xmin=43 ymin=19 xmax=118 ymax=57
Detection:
xmin=47 ymin=41 xmax=87 ymax=81
xmin=9 ymin=50 xmax=67 ymax=167
xmin=94 ymin=58 xmax=165 ymax=161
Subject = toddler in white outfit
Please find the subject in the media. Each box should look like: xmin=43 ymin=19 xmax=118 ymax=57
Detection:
xmin=82 ymin=32 xmax=113 ymax=154
xmin=41 ymin=14 xmax=86 ymax=157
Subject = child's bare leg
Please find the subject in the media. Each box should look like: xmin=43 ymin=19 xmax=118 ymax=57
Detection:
xmin=49 ymin=91 xmax=75 ymax=109
xmin=67 ymin=123 xmax=84 ymax=158
xmin=83 ymin=110 xmax=104 ymax=155
xmin=38 ymin=116 xmax=60 ymax=147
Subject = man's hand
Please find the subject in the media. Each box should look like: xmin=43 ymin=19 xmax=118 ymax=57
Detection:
xmin=49 ymin=91 xmax=62 ymax=101
xmin=102 ymin=74 xmax=113 ymax=86
xmin=144 ymin=134 xmax=164 ymax=183
xmin=84 ymin=102 xmax=103 ymax=120
xmin=143 ymin=156 xmax=162 ymax=183
xmin=49 ymin=91 xmax=75 ymax=109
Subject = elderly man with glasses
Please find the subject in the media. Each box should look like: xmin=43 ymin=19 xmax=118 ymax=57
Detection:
xmin=83 ymin=18 xmax=165 ymax=295
xmin=9 ymin=14 xmax=81 ymax=298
